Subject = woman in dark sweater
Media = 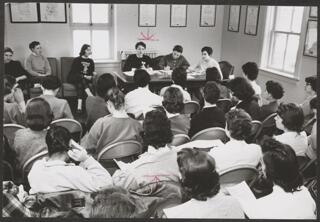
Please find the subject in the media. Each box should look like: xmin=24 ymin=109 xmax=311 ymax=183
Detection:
xmin=68 ymin=44 xmax=95 ymax=112
xmin=123 ymin=42 xmax=152 ymax=71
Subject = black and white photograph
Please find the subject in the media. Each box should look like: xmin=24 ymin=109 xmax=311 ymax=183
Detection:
xmin=2 ymin=1 xmax=318 ymax=220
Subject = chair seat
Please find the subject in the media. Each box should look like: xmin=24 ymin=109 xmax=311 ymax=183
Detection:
xmin=30 ymin=87 xmax=43 ymax=98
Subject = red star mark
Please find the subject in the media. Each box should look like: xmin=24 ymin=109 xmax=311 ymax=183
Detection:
xmin=138 ymin=29 xmax=159 ymax=41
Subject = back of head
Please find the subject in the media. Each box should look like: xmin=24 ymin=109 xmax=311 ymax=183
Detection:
xmin=305 ymin=75 xmax=317 ymax=92
xmin=173 ymin=45 xmax=183 ymax=53
xmin=143 ymin=109 xmax=173 ymax=148
xmin=162 ymin=87 xmax=184 ymax=114
xmin=201 ymin=46 xmax=213 ymax=56
xmin=226 ymin=109 xmax=252 ymax=140
xmin=29 ymin=41 xmax=40 ymax=50
xmin=3 ymin=75 xmax=16 ymax=96
xmin=26 ymin=97 xmax=53 ymax=131
xmin=204 ymin=81 xmax=220 ymax=104
xmin=90 ymin=186 xmax=136 ymax=218
xmin=172 ymin=67 xmax=187 ymax=87
xmin=277 ymin=103 xmax=304 ymax=132
xmin=96 ymin=73 xmax=116 ymax=99
xmin=42 ymin=76 xmax=61 ymax=90
xmin=228 ymin=77 xmax=255 ymax=101
xmin=206 ymin=67 xmax=222 ymax=82
xmin=261 ymin=138 xmax=303 ymax=192
xmin=266 ymin=80 xmax=284 ymax=100
xmin=108 ymin=87 xmax=125 ymax=110
xmin=242 ymin=62 xmax=259 ymax=81
xmin=79 ymin=44 xmax=90 ymax=56
xmin=46 ymin=125 xmax=71 ymax=156
xmin=133 ymin=69 xmax=150 ymax=87
xmin=177 ymin=148 xmax=220 ymax=201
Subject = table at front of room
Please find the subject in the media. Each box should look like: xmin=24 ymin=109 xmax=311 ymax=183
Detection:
xmin=113 ymin=70 xmax=207 ymax=94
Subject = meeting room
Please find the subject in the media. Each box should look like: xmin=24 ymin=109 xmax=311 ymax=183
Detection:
xmin=2 ymin=2 xmax=318 ymax=219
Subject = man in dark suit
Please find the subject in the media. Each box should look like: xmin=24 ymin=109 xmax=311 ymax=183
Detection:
xmin=189 ymin=81 xmax=226 ymax=138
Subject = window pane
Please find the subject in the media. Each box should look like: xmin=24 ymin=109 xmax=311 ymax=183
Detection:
xmin=275 ymin=7 xmax=293 ymax=32
xmin=73 ymin=30 xmax=91 ymax=57
xmin=72 ymin=4 xmax=90 ymax=23
xmin=270 ymin=33 xmax=286 ymax=70
xmin=92 ymin=30 xmax=109 ymax=59
xmin=291 ymin=7 xmax=304 ymax=33
xmin=91 ymin=4 xmax=109 ymax=23
xmin=284 ymin=35 xmax=299 ymax=73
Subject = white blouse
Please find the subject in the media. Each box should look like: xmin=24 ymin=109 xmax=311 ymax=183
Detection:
xmin=274 ymin=131 xmax=308 ymax=156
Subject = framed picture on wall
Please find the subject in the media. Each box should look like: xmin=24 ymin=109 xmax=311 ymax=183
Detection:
xmin=170 ymin=5 xmax=187 ymax=27
xmin=39 ymin=3 xmax=67 ymax=23
xmin=228 ymin=5 xmax=241 ymax=32
xmin=303 ymin=20 xmax=317 ymax=58
xmin=244 ymin=6 xmax=260 ymax=36
xmin=9 ymin=3 xmax=39 ymax=23
xmin=309 ymin=6 xmax=317 ymax=18
xmin=138 ymin=4 xmax=157 ymax=27
xmin=200 ymin=5 xmax=216 ymax=27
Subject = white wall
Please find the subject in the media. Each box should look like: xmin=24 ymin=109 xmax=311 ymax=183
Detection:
xmin=220 ymin=6 xmax=317 ymax=104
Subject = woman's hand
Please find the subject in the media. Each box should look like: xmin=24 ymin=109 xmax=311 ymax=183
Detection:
xmin=67 ymin=140 xmax=89 ymax=162
xmin=13 ymin=88 xmax=25 ymax=104
xmin=84 ymin=75 xmax=92 ymax=80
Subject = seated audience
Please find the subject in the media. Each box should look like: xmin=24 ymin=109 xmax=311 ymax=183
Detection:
xmin=28 ymin=125 xmax=112 ymax=194
xmin=4 ymin=47 xmax=31 ymax=91
xmin=160 ymin=67 xmax=191 ymax=102
xmin=188 ymin=47 xmax=223 ymax=79
xmin=162 ymin=87 xmax=190 ymax=135
xmin=209 ymin=109 xmax=262 ymax=173
xmin=228 ymin=77 xmax=261 ymax=120
xmin=86 ymin=73 xmax=116 ymax=130
xmin=24 ymin=41 xmax=51 ymax=84
xmin=274 ymin=103 xmax=307 ymax=156
xmin=242 ymin=62 xmax=262 ymax=104
xmin=206 ymin=67 xmax=231 ymax=99
xmin=39 ymin=76 xmax=73 ymax=120
xmin=90 ymin=186 xmax=137 ymax=218
xmin=13 ymin=97 xmax=53 ymax=170
xmin=260 ymin=80 xmax=284 ymax=121
xmin=113 ymin=109 xmax=180 ymax=191
xmin=158 ymin=45 xmax=190 ymax=70
xmin=300 ymin=76 xmax=317 ymax=119
xmin=164 ymin=148 xmax=244 ymax=218
xmin=3 ymin=75 xmax=26 ymax=125
xmin=189 ymin=81 xmax=226 ymax=138
xmin=68 ymin=44 xmax=95 ymax=113
xmin=125 ymin=69 xmax=162 ymax=118
xmin=305 ymin=97 xmax=317 ymax=160
xmin=83 ymin=87 xmax=142 ymax=155
xmin=123 ymin=42 xmax=152 ymax=72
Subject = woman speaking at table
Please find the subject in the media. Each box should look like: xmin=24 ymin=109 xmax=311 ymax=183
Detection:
xmin=123 ymin=42 xmax=152 ymax=71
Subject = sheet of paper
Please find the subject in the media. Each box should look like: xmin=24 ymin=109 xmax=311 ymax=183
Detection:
xmin=176 ymin=140 xmax=224 ymax=151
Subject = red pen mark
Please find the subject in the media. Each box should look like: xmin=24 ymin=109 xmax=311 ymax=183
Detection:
xmin=138 ymin=29 xmax=159 ymax=41
xmin=143 ymin=174 xmax=170 ymax=183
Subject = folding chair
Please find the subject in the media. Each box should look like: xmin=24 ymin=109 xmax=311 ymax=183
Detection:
xmin=217 ymin=98 xmax=232 ymax=113
xmin=50 ymin=118 xmax=83 ymax=142
xmin=255 ymin=113 xmax=277 ymax=139
xmin=191 ymin=127 xmax=228 ymax=143
xmin=219 ymin=164 xmax=259 ymax=185
xmin=22 ymin=150 xmax=48 ymax=180
xmin=181 ymin=101 xmax=200 ymax=115
xmin=171 ymin=134 xmax=190 ymax=146
xmin=246 ymin=120 xmax=262 ymax=143
xmin=3 ymin=123 xmax=25 ymax=148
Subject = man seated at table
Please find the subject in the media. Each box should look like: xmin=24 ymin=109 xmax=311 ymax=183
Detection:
xmin=158 ymin=45 xmax=190 ymax=71
xmin=123 ymin=41 xmax=152 ymax=72
xmin=25 ymin=41 xmax=51 ymax=85
xmin=125 ymin=69 xmax=163 ymax=118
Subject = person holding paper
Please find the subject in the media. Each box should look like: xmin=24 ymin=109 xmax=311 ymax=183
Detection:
xmin=123 ymin=42 xmax=152 ymax=72
xmin=164 ymin=148 xmax=244 ymax=218
xmin=158 ymin=45 xmax=190 ymax=70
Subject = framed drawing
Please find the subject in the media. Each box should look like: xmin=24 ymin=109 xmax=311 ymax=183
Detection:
xmin=9 ymin=3 xmax=39 ymax=23
xmin=138 ymin=4 xmax=157 ymax=27
xmin=39 ymin=3 xmax=67 ymax=23
xmin=303 ymin=20 xmax=317 ymax=58
xmin=309 ymin=6 xmax=317 ymax=18
xmin=244 ymin=6 xmax=260 ymax=36
xmin=200 ymin=5 xmax=216 ymax=27
xmin=228 ymin=5 xmax=241 ymax=32
xmin=170 ymin=5 xmax=187 ymax=27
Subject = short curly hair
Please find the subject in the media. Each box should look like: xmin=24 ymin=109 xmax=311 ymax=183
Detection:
xmin=203 ymin=81 xmax=220 ymax=104
xmin=226 ymin=109 xmax=253 ymax=140
xmin=96 ymin=73 xmax=116 ymax=99
xmin=177 ymin=148 xmax=220 ymax=201
xmin=162 ymin=87 xmax=184 ymax=114
xmin=242 ymin=62 xmax=259 ymax=81
xmin=228 ymin=77 xmax=255 ymax=101
xmin=42 ymin=76 xmax=61 ymax=90
xmin=266 ymin=80 xmax=284 ymax=100
xmin=201 ymin=46 xmax=213 ymax=56
xmin=172 ymin=67 xmax=187 ymax=87
xmin=277 ymin=103 xmax=304 ymax=132
xmin=133 ymin=69 xmax=150 ymax=87
xmin=205 ymin=67 xmax=222 ymax=82
xmin=143 ymin=110 xmax=173 ymax=148
xmin=108 ymin=87 xmax=125 ymax=110
xmin=135 ymin=41 xmax=146 ymax=49
xmin=26 ymin=97 xmax=53 ymax=131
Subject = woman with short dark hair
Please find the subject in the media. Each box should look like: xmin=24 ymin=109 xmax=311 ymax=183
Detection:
xmin=164 ymin=148 xmax=244 ymax=218
xmin=123 ymin=41 xmax=152 ymax=71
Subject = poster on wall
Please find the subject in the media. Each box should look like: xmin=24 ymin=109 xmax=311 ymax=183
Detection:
xmin=10 ymin=3 xmax=39 ymax=23
xmin=228 ymin=5 xmax=241 ymax=32
xmin=309 ymin=6 xmax=317 ymax=18
xmin=244 ymin=6 xmax=260 ymax=36
xmin=39 ymin=3 xmax=67 ymax=23
xmin=170 ymin=5 xmax=187 ymax=27
xmin=200 ymin=5 xmax=216 ymax=27
xmin=303 ymin=20 xmax=317 ymax=58
xmin=138 ymin=4 xmax=157 ymax=27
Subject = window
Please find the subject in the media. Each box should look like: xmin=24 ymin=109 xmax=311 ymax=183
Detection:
xmin=70 ymin=4 xmax=114 ymax=61
xmin=261 ymin=6 xmax=305 ymax=77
